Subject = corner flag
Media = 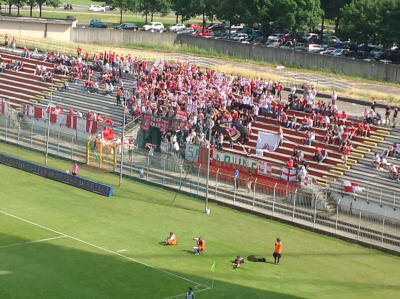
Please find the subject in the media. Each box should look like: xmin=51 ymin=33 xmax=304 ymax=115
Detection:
xmin=210 ymin=261 xmax=216 ymax=272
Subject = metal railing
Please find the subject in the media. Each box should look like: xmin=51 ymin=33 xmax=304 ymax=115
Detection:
xmin=0 ymin=110 xmax=399 ymax=253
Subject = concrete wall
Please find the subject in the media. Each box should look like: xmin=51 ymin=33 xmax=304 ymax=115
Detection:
xmin=71 ymin=28 xmax=177 ymax=45
xmin=0 ymin=19 xmax=72 ymax=42
xmin=69 ymin=28 xmax=400 ymax=83
xmin=176 ymin=35 xmax=400 ymax=83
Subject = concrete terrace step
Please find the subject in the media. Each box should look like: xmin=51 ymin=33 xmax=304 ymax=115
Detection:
xmin=42 ymin=95 xmax=125 ymax=125
xmin=1 ymin=70 xmax=53 ymax=89
xmin=0 ymin=77 xmax=47 ymax=94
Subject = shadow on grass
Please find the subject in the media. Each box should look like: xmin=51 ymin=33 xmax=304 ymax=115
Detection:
xmin=0 ymin=233 xmax=308 ymax=299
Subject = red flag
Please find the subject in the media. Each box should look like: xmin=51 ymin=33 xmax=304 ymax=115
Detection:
xmin=343 ymin=180 xmax=363 ymax=193
xmin=0 ymin=99 xmax=6 ymax=114
xmin=86 ymin=119 xmax=98 ymax=134
xmin=160 ymin=119 xmax=169 ymax=132
xmin=66 ymin=115 xmax=77 ymax=129
xmin=34 ymin=107 xmax=42 ymax=118
xmin=141 ymin=114 xmax=151 ymax=131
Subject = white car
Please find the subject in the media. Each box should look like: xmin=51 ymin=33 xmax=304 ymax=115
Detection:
xmin=142 ymin=22 xmax=165 ymax=32
xmin=169 ymin=24 xmax=186 ymax=32
xmin=89 ymin=5 xmax=106 ymax=12
xmin=307 ymin=44 xmax=324 ymax=52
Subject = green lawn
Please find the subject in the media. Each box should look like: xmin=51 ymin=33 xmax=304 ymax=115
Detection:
xmin=0 ymin=141 xmax=400 ymax=298
xmin=11 ymin=9 xmax=201 ymax=28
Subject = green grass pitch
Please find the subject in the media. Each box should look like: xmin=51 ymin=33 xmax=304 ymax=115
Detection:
xmin=0 ymin=142 xmax=399 ymax=298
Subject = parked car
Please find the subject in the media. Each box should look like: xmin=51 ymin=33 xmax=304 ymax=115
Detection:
xmin=192 ymin=30 xmax=212 ymax=37
xmin=65 ymin=15 xmax=76 ymax=21
xmin=88 ymin=5 xmax=105 ymax=12
xmin=188 ymin=24 xmax=203 ymax=30
xmin=231 ymin=32 xmax=248 ymax=42
xmin=319 ymin=47 xmax=336 ymax=55
xmin=265 ymin=37 xmax=282 ymax=47
xmin=307 ymin=43 xmax=324 ymax=52
xmin=176 ymin=28 xmax=195 ymax=35
xmin=252 ymin=36 xmax=264 ymax=45
xmin=114 ymin=23 xmax=138 ymax=30
xmin=142 ymin=22 xmax=164 ymax=32
xmin=208 ymin=23 xmax=224 ymax=31
xmin=329 ymin=48 xmax=348 ymax=57
xmin=168 ymin=23 xmax=186 ymax=32
xmin=90 ymin=19 xmax=107 ymax=28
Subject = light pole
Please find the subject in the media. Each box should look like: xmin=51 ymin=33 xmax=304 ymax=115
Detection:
xmin=45 ymin=90 xmax=52 ymax=165
xmin=205 ymin=124 xmax=212 ymax=214
xmin=119 ymin=105 xmax=126 ymax=187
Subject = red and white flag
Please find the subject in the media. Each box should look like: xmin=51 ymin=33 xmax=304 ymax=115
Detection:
xmin=66 ymin=114 xmax=77 ymax=129
xmin=22 ymin=104 xmax=34 ymax=116
xmin=258 ymin=161 xmax=272 ymax=176
xmin=343 ymin=180 xmax=363 ymax=193
xmin=0 ymin=99 xmax=8 ymax=115
xmin=86 ymin=119 xmax=98 ymax=134
xmin=34 ymin=107 xmax=43 ymax=119
xmin=281 ymin=166 xmax=297 ymax=182
xmin=301 ymin=176 xmax=313 ymax=187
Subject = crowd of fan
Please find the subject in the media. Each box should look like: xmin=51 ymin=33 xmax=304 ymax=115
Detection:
xmin=4 ymin=41 xmax=400 ymax=184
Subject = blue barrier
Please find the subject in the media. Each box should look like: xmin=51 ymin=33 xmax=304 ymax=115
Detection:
xmin=0 ymin=153 xmax=113 ymax=197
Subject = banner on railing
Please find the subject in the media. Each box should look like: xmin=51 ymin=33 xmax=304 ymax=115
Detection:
xmin=258 ymin=161 xmax=272 ymax=176
xmin=212 ymin=150 xmax=258 ymax=174
xmin=281 ymin=166 xmax=297 ymax=181
xmin=301 ymin=175 xmax=313 ymax=187
xmin=0 ymin=99 xmax=8 ymax=115
xmin=185 ymin=144 xmax=199 ymax=162
xmin=21 ymin=103 xmax=102 ymax=135
xmin=141 ymin=114 xmax=151 ymax=131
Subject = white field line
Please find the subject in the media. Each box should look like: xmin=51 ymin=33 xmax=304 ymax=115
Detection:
xmin=0 ymin=210 xmax=211 ymax=292
xmin=116 ymin=249 xmax=127 ymax=253
xmin=0 ymin=235 xmax=66 ymax=249
xmin=163 ymin=285 xmax=213 ymax=299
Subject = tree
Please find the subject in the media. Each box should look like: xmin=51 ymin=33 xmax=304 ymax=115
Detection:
xmin=36 ymin=0 xmax=59 ymax=17
xmin=320 ymin=0 xmax=350 ymax=33
xmin=138 ymin=0 xmax=170 ymax=23
xmin=171 ymin=0 xmax=196 ymax=23
xmin=379 ymin=0 xmax=400 ymax=47
xmin=107 ymin=0 xmax=138 ymax=24
xmin=14 ymin=0 xmax=25 ymax=16
xmin=256 ymin=0 xmax=322 ymax=36
xmin=215 ymin=0 xmax=252 ymax=37
xmin=26 ymin=0 xmax=37 ymax=17
xmin=195 ymin=0 xmax=217 ymax=32
xmin=5 ymin=0 xmax=13 ymax=14
xmin=338 ymin=0 xmax=382 ymax=45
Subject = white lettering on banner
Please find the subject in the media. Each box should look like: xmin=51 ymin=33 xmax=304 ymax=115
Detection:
xmin=185 ymin=144 xmax=199 ymax=162
xmin=213 ymin=150 xmax=258 ymax=172
xmin=256 ymin=132 xmax=281 ymax=154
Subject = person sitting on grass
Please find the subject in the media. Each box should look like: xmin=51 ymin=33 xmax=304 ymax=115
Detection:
xmin=233 ymin=255 xmax=244 ymax=269
xmin=164 ymin=232 xmax=177 ymax=246
xmin=193 ymin=237 xmax=205 ymax=255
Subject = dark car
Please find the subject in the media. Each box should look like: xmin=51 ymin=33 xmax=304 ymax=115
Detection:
xmin=89 ymin=19 xmax=107 ymax=28
xmin=114 ymin=23 xmax=138 ymax=31
xmin=66 ymin=15 xmax=76 ymax=21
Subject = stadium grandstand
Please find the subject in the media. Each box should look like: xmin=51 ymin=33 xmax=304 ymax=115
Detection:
xmin=1 ymin=45 xmax=399 ymax=207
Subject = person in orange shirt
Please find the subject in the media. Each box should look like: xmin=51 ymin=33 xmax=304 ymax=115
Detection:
xmin=273 ymin=238 xmax=282 ymax=264
xmin=164 ymin=232 xmax=177 ymax=246
xmin=193 ymin=237 xmax=205 ymax=255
